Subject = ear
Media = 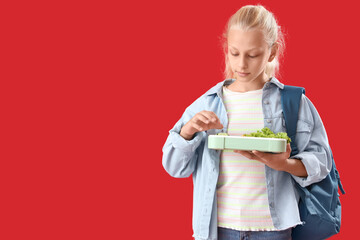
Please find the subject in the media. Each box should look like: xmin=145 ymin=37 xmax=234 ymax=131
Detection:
xmin=268 ymin=43 xmax=278 ymax=62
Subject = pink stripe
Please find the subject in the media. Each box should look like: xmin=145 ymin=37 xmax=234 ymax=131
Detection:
xmin=217 ymin=205 xmax=270 ymax=212
xmin=218 ymin=175 xmax=265 ymax=179
xmin=228 ymin=112 xmax=263 ymax=115
xmin=217 ymin=195 xmax=267 ymax=201
xmin=220 ymin=164 xmax=263 ymax=168
xmin=229 ymin=122 xmax=263 ymax=125
xmin=218 ymin=186 xmax=267 ymax=190
xmin=225 ymin=102 xmax=262 ymax=106
xmin=218 ymin=217 xmax=272 ymax=223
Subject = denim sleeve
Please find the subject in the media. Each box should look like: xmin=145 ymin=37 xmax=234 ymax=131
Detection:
xmin=162 ymin=98 xmax=205 ymax=178
xmin=290 ymin=95 xmax=333 ymax=187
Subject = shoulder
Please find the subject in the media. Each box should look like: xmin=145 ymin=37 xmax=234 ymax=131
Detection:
xmin=276 ymin=78 xmax=324 ymax=128
xmin=180 ymin=80 xmax=231 ymax=118
xmin=203 ymin=80 xmax=228 ymax=96
xmin=298 ymin=92 xmax=326 ymax=131
xmin=277 ymin=80 xmax=319 ymax=126
xmin=188 ymin=79 xmax=231 ymax=107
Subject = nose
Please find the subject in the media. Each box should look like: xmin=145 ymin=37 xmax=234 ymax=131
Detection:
xmin=238 ymin=55 xmax=248 ymax=70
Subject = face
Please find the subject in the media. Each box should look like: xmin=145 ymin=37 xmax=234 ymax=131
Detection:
xmin=227 ymin=28 xmax=276 ymax=89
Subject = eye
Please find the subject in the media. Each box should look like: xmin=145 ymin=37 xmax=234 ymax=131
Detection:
xmin=230 ymin=52 xmax=239 ymax=57
xmin=248 ymin=55 xmax=258 ymax=58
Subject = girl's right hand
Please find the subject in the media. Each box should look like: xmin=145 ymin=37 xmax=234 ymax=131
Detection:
xmin=180 ymin=111 xmax=223 ymax=140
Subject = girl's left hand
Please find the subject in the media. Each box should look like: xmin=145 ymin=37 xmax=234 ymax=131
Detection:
xmin=234 ymin=143 xmax=291 ymax=172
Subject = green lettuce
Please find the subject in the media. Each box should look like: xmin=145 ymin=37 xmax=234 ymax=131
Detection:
xmin=243 ymin=127 xmax=291 ymax=143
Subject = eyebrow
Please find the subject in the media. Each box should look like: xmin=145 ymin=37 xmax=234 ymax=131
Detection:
xmin=229 ymin=46 xmax=260 ymax=51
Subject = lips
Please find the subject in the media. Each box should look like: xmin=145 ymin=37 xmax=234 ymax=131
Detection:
xmin=237 ymin=72 xmax=250 ymax=77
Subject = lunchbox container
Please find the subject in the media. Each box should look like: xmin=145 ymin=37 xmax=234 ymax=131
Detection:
xmin=208 ymin=134 xmax=287 ymax=153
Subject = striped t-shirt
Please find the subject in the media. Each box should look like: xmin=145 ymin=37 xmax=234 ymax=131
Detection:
xmin=216 ymin=86 xmax=275 ymax=231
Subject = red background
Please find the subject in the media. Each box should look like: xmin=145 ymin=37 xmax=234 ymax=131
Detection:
xmin=1 ymin=0 xmax=358 ymax=239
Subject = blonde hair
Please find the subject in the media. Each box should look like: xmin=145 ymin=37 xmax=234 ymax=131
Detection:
xmin=222 ymin=5 xmax=285 ymax=79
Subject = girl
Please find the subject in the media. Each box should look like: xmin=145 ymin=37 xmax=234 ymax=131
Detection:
xmin=162 ymin=5 xmax=332 ymax=240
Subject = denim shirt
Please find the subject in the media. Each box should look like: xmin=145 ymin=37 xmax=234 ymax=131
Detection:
xmin=162 ymin=77 xmax=332 ymax=240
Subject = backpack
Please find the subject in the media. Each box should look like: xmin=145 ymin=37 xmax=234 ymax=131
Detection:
xmin=280 ymin=85 xmax=346 ymax=240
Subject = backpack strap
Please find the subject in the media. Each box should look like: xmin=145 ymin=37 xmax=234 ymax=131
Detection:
xmin=331 ymin=150 xmax=346 ymax=194
xmin=280 ymin=85 xmax=305 ymax=156
xmin=280 ymin=85 xmax=346 ymax=194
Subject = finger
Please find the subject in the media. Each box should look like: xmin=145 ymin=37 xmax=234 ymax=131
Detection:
xmin=234 ymin=150 xmax=255 ymax=160
xmin=241 ymin=150 xmax=268 ymax=164
xmin=195 ymin=114 xmax=210 ymax=125
xmin=201 ymin=111 xmax=217 ymax=123
xmin=212 ymin=120 xmax=223 ymax=129
xmin=215 ymin=122 xmax=224 ymax=129
xmin=195 ymin=114 xmax=221 ymax=131
xmin=286 ymin=143 xmax=291 ymax=153
xmin=209 ymin=112 xmax=222 ymax=124
xmin=191 ymin=122 xmax=205 ymax=132
xmin=285 ymin=143 xmax=291 ymax=158
xmin=252 ymin=150 xmax=268 ymax=162
xmin=204 ymin=111 xmax=223 ymax=128
xmin=234 ymin=150 xmax=247 ymax=154
xmin=199 ymin=111 xmax=223 ymax=130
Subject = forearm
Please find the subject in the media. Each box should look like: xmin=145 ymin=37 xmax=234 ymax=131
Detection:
xmin=284 ymin=158 xmax=308 ymax=178
xmin=180 ymin=127 xmax=195 ymax=140
xmin=162 ymin=125 xmax=203 ymax=178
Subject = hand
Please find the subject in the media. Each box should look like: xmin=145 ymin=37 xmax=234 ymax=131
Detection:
xmin=234 ymin=143 xmax=292 ymax=172
xmin=180 ymin=111 xmax=223 ymax=140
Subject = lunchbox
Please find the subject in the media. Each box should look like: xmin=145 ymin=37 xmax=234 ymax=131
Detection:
xmin=208 ymin=134 xmax=287 ymax=153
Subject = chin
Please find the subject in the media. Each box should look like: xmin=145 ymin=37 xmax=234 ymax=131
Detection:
xmin=235 ymin=75 xmax=253 ymax=82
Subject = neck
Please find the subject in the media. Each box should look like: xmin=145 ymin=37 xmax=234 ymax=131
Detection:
xmin=228 ymin=73 xmax=270 ymax=93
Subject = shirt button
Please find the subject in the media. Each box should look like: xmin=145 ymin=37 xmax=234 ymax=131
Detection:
xmin=264 ymin=100 xmax=269 ymax=105
xmin=266 ymin=119 xmax=271 ymax=123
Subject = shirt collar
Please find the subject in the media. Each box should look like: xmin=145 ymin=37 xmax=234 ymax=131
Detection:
xmin=204 ymin=77 xmax=284 ymax=96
